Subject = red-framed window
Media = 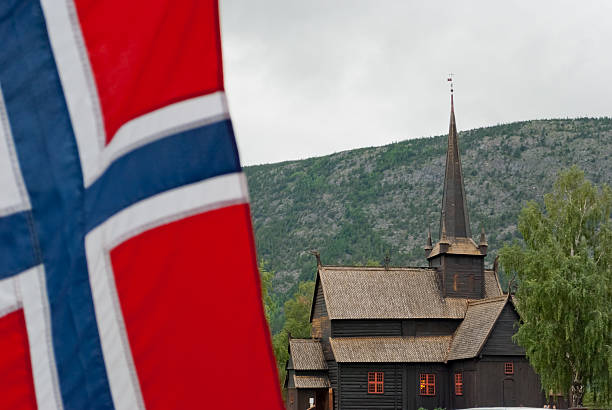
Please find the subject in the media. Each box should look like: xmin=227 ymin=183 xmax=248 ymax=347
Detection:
xmin=505 ymin=362 xmax=514 ymax=375
xmin=455 ymin=372 xmax=463 ymax=395
xmin=419 ymin=373 xmax=435 ymax=396
xmin=368 ymin=372 xmax=384 ymax=394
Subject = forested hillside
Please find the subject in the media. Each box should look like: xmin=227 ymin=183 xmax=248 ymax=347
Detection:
xmin=244 ymin=118 xmax=612 ymax=333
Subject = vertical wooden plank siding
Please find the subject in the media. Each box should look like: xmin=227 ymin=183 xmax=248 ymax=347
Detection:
xmin=476 ymin=357 xmax=545 ymax=407
xmin=338 ymin=364 xmax=401 ymax=409
xmin=481 ymin=304 xmax=525 ymax=355
xmin=441 ymin=255 xmax=485 ymax=299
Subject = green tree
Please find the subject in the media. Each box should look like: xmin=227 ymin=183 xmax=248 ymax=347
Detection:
xmin=365 ymin=258 xmax=382 ymax=267
xmin=272 ymin=281 xmax=315 ymax=387
xmin=259 ymin=260 xmax=277 ymax=325
xmin=499 ymin=166 xmax=612 ymax=407
xmin=283 ymin=281 xmax=314 ymax=338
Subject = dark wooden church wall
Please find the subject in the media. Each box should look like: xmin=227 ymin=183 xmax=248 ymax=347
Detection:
xmin=476 ymin=357 xmax=544 ymax=407
xmin=311 ymin=281 xmax=338 ymax=408
xmin=327 ymin=360 xmax=338 ymax=410
xmin=442 ymin=255 xmax=484 ymax=299
xmin=312 ymin=281 xmax=327 ymax=319
xmin=312 ymin=316 xmax=331 ymax=342
xmin=402 ymin=319 xmax=461 ymax=337
xmin=481 ymin=304 xmax=524 ymax=356
xmin=337 ymin=364 xmax=402 ymax=409
xmin=311 ymin=281 xmax=331 ymax=340
xmin=331 ymin=319 xmax=460 ymax=338
xmin=311 ymin=281 xmax=333 ymax=359
xmin=297 ymin=389 xmax=319 ymax=410
xmin=407 ymin=363 xmax=449 ymax=410
xmin=286 ymin=367 xmax=296 ymax=388
xmin=449 ymin=360 xmax=477 ymax=409
xmin=332 ymin=320 xmax=402 ymax=337
xmin=336 ymin=363 xmax=451 ymax=410
xmin=286 ymin=388 xmax=298 ymax=410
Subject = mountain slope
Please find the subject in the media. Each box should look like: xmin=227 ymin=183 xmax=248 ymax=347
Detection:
xmin=245 ymin=118 xmax=612 ymax=302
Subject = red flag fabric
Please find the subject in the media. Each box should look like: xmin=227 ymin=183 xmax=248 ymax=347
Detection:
xmin=0 ymin=0 xmax=283 ymax=408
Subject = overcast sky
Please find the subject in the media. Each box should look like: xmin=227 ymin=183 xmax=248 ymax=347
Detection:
xmin=219 ymin=1 xmax=612 ymax=166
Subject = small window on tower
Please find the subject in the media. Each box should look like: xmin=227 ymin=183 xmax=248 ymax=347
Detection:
xmin=455 ymin=372 xmax=463 ymax=395
xmin=453 ymin=274 xmax=458 ymax=291
xmin=505 ymin=362 xmax=514 ymax=375
xmin=419 ymin=373 xmax=435 ymax=396
xmin=368 ymin=372 xmax=384 ymax=394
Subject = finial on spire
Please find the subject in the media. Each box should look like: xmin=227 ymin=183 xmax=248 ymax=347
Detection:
xmin=447 ymin=73 xmax=455 ymax=109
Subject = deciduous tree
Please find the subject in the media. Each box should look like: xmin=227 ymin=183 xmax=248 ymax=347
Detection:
xmin=259 ymin=260 xmax=277 ymax=325
xmin=271 ymin=281 xmax=315 ymax=386
xmin=500 ymin=166 xmax=612 ymax=407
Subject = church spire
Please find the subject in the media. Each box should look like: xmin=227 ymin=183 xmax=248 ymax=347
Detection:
xmin=440 ymin=91 xmax=471 ymax=240
xmin=426 ymin=83 xmax=485 ymax=299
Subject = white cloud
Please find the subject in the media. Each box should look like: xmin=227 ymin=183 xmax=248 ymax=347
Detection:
xmin=220 ymin=0 xmax=612 ymax=165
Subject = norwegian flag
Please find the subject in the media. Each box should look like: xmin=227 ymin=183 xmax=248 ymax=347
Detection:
xmin=0 ymin=1 xmax=282 ymax=409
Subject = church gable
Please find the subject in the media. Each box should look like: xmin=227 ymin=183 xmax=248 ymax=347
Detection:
xmin=310 ymin=274 xmax=331 ymax=340
xmin=447 ymin=296 xmax=507 ymax=360
xmin=481 ymin=302 xmax=524 ymax=356
xmin=310 ymin=274 xmax=328 ymax=321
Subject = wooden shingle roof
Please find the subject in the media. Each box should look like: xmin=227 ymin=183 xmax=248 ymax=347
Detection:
xmin=289 ymin=339 xmax=328 ymax=370
xmin=447 ymin=296 xmax=508 ymax=360
xmin=293 ymin=375 xmax=330 ymax=389
xmin=484 ymin=269 xmax=503 ymax=298
xmin=427 ymin=237 xmax=482 ymax=258
xmin=330 ymin=336 xmax=452 ymax=363
xmin=319 ymin=267 xmax=467 ymax=319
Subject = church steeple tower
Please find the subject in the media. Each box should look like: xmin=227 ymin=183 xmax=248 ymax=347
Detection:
xmin=440 ymin=93 xmax=471 ymax=240
xmin=426 ymin=85 xmax=486 ymax=299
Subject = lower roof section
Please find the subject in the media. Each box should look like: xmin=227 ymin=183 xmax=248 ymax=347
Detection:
xmin=293 ymin=374 xmax=330 ymax=389
xmin=289 ymin=339 xmax=328 ymax=370
xmin=330 ymin=336 xmax=452 ymax=363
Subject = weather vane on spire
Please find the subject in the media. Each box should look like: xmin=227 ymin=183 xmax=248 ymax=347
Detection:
xmin=447 ymin=73 xmax=454 ymax=94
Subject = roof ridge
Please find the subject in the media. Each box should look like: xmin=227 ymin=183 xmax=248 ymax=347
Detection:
xmin=467 ymin=295 xmax=507 ymax=306
xmin=330 ymin=335 xmax=453 ymax=341
xmin=321 ymin=265 xmax=436 ymax=270
xmin=321 ymin=266 xmax=436 ymax=271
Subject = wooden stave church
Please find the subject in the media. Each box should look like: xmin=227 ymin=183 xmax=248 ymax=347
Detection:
xmin=283 ymin=95 xmax=546 ymax=410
